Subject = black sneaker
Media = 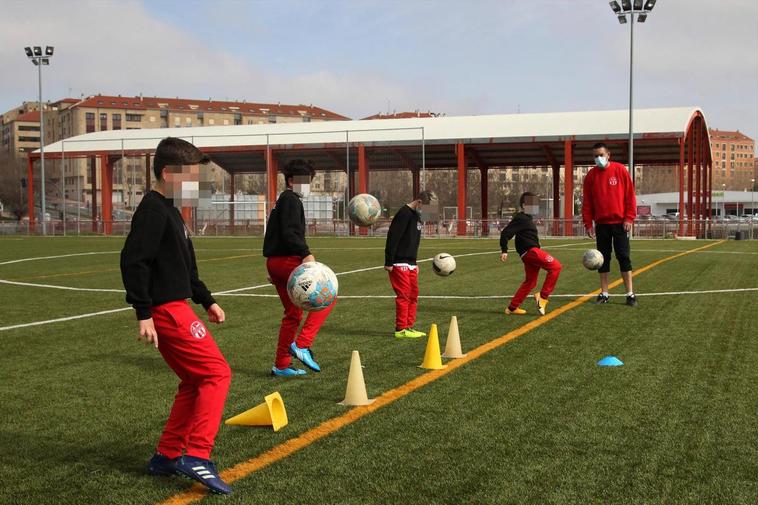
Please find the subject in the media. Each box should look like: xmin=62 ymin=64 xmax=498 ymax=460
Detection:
xmin=595 ymin=294 xmax=609 ymax=304
xmin=626 ymin=294 xmax=638 ymax=307
xmin=146 ymin=452 xmax=178 ymax=476
xmin=175 ymin=455 xmax=232 ymax=495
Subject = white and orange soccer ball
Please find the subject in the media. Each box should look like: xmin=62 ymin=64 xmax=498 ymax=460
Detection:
xmin=287 ymin=261 xmax=339 ymax=311
xmin=348 ymin=193 xmax=382 ymax=227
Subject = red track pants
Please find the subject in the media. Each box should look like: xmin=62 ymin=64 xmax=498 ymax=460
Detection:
xmin=150 ymin=300 xmax=231 ymax=460
xmin=267 ymin=256 xmax=335 ymax=369
xmin=388 ymin=265 xmax=419 ymax=330
xmin=508 ymin=248 xmax=562 ymax=311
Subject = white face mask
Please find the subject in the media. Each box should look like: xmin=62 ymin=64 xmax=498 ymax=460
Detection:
xmin=595 ymin=156 xmax=609 ymax=169
xmin=293 ymin=183 xmax=310 ymax=198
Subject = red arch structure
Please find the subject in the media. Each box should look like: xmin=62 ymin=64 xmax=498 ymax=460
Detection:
xmin=28 ymin=107 xmax=711 ymax=237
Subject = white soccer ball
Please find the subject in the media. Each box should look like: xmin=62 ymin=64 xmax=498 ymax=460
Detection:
xmin=286 ymin=261 xmax=339 ymax=311
xmin=432 ymin=253 xmax=456 ymax=276
xmin=348 ymin=193 xmax=382 ymax=227
xmin=582 ymin=249 xmax=604 ymax=271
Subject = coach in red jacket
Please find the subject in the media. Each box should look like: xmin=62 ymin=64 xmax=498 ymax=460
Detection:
xmin=582 ymin=142 xmax=637 ymax=307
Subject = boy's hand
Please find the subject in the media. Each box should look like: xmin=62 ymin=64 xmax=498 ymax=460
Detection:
xmin=500 ymin=253 xmax=508 ymax=262
xmin=384 ymin=266 xmax=393 ymax=272
xmin=207 ymin=303 xmax=225 ymax=324
xmin=586 ymin=227 xmax=596 ymax=239
xmin=623 ymin=221 xmax=633 ymax=233
xmin=302 ymin=255 xmax=315 ymax=263
xmin=138 ymin=318 xmax=159 ymax=349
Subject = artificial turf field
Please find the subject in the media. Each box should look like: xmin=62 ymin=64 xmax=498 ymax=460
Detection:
xmin=0 ymin=236 xmax=756 ymax=505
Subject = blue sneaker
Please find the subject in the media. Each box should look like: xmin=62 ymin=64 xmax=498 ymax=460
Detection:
xmin=271 ymin=366 xmax=307 ymax=377
xmin=146 ymin=452 xmax=178 ymax=476
xmin=175 ymin=456 xmax=232 ymax=495
xmin=289 ymin=342 xmax=321 ymax=372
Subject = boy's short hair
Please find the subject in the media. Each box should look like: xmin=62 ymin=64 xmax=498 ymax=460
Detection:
xmin=281 ymin=159 xmax=315 ymax=179
xmin=153 ymin=137 xmax=210 ymax=179
xmin=415 ymin=190 xmax=436 ymax=205
xmin=592 ymin=142 xmax=609 ymax=151
xmin=519 ymin=191 xmax=537 ymax=208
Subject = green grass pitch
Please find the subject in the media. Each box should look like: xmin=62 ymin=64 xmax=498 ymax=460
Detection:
xmin=0 ymin=236 xmax=756 ymax=504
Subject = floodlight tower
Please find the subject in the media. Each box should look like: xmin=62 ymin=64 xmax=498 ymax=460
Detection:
xmin=608 ymin=0 xmax=657 ymax=186
xmin=24 ymin=45 xmax=54 ymax=235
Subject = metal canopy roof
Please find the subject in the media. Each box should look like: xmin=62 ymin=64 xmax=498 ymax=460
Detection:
xmin=35 ymin=107 xmax=708 ymax=173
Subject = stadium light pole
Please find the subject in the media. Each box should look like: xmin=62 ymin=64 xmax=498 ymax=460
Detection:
xmin=24 ymin=45 xmax=54 ymax=235
xmin=608 ymin=0 xmax=657 ymax=187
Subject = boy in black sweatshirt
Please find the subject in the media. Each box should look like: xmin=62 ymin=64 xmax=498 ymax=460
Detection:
xmin=263 ymin=159 xmax=334 ymax=376
xmin=120 ymin=137 xmax=232 ymax=495
xmin=500 ymin=192 xmax=562 ymax=316
xmin=385 ymin=190 xmax=434 ymax=338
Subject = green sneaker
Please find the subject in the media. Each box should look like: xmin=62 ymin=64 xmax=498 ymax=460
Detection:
xmin=394 ymin=329 xmax=410 ymax=338
xmin=404 ymin=328 xmax=427 ymax=338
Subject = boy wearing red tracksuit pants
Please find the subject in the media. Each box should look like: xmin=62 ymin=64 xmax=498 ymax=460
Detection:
xmin=264 ymin=159 xmax=334 ymax=377
xmin=120 ymin=137 xmax=232 ymax=495
xmin=500 ymin=192 xmax=562 ymax=316
xmin=582 ymin=142 xmax=638 ymax=307
xmin=384 ymin=191 xmax=434 ymax=338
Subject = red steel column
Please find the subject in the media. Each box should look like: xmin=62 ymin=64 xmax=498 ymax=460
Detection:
xmin=480 ymin=166 xmax=489 ymax=236
xmin=552 ymin=162 xmax=560 ymax=235
xmin=100 ymin=155 xmax=113 ymax=235
xmin=564 ymin=140 xmax=574 ymax=237
xmin=348 ymin=168 xmax=356 ymax=236
xmin=266 ymin=146 xmax=277 ymax=216
xmin=695 ymin=120 xmax=702 ymax=237
xmin=91 ymin=156 xmax=98 ymax=233
xmin=358 ymin=144 xmax=369 ymax=235
xmin=687 ymin=127 xmax=694 ymax=236
xmin=701 ymin=129 xmax=708 ymax=234
xmin=677 ymin=136 xmax=687 ymax=236
xmin=456 ymin=143 xmax=467 ymax=236
xmin=411 ymin=168 xmax=420 ymax=198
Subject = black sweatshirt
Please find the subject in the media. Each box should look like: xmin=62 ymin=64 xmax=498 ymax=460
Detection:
xmin=500 ymin=212 xmax=541 ymax=256
xmin=384 ymin=204 xmax=422 ymax=266
xmin=120 ymin=191 xmax=215 ymax=320
xmin=263 ymin=189 xmax=311 ymax=258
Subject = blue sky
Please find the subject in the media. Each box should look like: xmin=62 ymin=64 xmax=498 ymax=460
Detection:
xmin=2 ymin=0 xmax=756 ymax=139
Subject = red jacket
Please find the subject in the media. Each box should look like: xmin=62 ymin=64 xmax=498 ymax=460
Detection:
xmin=582 ymin=161 xmax=636 ymax=230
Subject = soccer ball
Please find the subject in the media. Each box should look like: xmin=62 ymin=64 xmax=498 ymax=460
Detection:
xmin=287 ymin=262 xmax=339 ymax=311
xmin=432 ymin=253 xmax=456 ymax=276
xmin=348 ymin=193 xmax=382 ymax=227
xmin=582 ymin=249 xmax=604 ymax=270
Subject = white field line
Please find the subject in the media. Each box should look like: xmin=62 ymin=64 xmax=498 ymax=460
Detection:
xmin=0 ymin=279 xmax=123 ymax=293
xmin=218 ymin=287 xmax=758 ymax=299
xmin=555 ymin=247 xmax=758 ymax=255
xmin=0 ymin=251 xmax=119 ymax=266
xmin=0 ymin=308 xmax=132 ymax=332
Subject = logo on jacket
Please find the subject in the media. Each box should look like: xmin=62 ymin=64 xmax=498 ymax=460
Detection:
xmin=609 ymin=176 xmax=618 ymax=186
xmin=546 ymin=255 xmax=554 ymax=263
xmin=417 ymin=222 xmax=422 ymax=231
xmin=190 ymin=321 xmax=207 ymax=339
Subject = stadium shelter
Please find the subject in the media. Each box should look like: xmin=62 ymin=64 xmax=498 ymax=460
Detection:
xmin=30 ymin=107 xmax=712 ymax=237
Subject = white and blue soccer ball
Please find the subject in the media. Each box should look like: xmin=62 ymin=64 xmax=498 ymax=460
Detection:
xmin=432 ymin=253 xmax=456 ymax=276
xmin=348 ymin=193 xmax=382 ymax=227
xmin=582 ymin=249 xmax=604 ymax=270
xmin=287 ymin=262 xmax=339 ymax=311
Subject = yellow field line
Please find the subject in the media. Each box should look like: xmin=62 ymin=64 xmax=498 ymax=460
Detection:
xmin=157 ymin=240 xmax=725 ymax=505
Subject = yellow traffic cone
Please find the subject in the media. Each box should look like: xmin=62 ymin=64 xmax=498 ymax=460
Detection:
xmin=225 ymin=391 xmax=288 ymax=431
xmin=338 ymin=350 xmax=375 ymax=406
xmin=442 ymin=315 xmax=467 ymax=359
xmin=419 ymin=323 xmax=447 ymax=370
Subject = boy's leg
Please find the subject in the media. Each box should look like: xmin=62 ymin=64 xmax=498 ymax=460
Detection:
xmin=267 ymin=257 xmax=304 ymax=369
xmin=531 ymin=248 xmax=562 ymax=299
xmin=388 ymin=266 xmax=411 ymax=330
xmin=596 ymin=224 xmax=613 ymax=297
xmin=296 ymin=299 xmax=335 ymax=349
xmin=152 ymin=301 xmax=231 ymax=460
xmin=612 ymin=224 xmax=634 ymax=292
xmin=508 ymin=252 xmax=540 ymax=311
xmin=406 ymin=268 xmax=419 ymax=329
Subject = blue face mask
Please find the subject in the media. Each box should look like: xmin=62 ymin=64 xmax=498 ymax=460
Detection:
xmin=594 ymin=156 xmax=609 ymax=168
